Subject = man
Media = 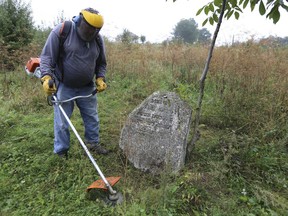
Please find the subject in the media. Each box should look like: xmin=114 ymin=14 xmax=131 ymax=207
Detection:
xmin=40 ymin=8 xmax=109 ymax=158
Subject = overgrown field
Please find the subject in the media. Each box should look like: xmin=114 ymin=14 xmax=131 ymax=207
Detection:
xmin=1 ymin=42 xmax=288 ymax=215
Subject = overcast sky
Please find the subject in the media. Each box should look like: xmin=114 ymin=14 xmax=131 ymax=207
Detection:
xmin=25 ymin=0 xmax=288 ymax=45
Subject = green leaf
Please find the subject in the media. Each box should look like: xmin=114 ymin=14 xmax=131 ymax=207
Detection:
xmin=209 ymin=3 xmax=214 ymax=12
xmin=230 ymin=0 xmax=237 ymax=7
xmin=204 ymin=6 xmax=210 ymax=15
xmin=196 ymin=6 xmax=205 ymax=16
xmin=213 ymin=13 xmax=219 ymax=23
xmin=243 ymin=0 xmax=249 ymax=9
xmin=225 ymin=2 xmax=231 ymax=10
xmin=259 ymin=0 xmax=266 ymax=15
xmin=209 ymin=17 xmax=214 ymax=25
xmin=226 ymin=10 xmax=234 ymax=20
xmin=281 ymin=4 xmax=288 ymax=13
xmin=266 ymin=4 xmax=281 ymax=24
xmin=224 ymin=10 xmax=229 ymax=18
xmin=202 ymin=18 xmax=208 ymax=26
xmin=234 ymin=11 xmax=240 ymax=20
xmin=272 ymin=8 xmax=280 ymax=24
xmin=250 ymin=1 xmax=256 ymax=11
xmin=266 ymin=0 xmax=274 ymax=9
xmin=214 ymin=0 xmax=222 ymax=7
xmin=234 ymin=6 xmax=243 ymax=13
xmin=239 ymin=196 xmax=248 ymax=202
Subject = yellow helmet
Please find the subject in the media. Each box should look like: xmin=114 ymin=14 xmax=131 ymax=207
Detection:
xmin=81 ymin=8 xmax=104 ymax=29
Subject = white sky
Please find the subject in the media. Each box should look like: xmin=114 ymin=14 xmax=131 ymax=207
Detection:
xmin=25 ymin=0 xmax=288 ymax=45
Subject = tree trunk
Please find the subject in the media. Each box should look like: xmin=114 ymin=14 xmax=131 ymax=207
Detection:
xmin=187 ymin=0 xmax=227 ymax=156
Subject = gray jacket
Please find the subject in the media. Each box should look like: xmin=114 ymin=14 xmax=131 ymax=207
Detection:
xmin=40 ymin=21 xmax=107 ymax=88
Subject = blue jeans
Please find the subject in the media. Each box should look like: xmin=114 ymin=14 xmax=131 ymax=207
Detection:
xmin=53 ymin=82 xmax=99 ymax=154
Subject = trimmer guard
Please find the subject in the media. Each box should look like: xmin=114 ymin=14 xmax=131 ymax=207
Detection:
xmin=87 ymin=176 xmax=121 ymax=191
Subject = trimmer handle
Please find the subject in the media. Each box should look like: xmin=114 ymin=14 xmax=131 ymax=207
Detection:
xmin=47 ymin=85 xmax=97 ymax=106
xmin=48 ymin=79 xmax=96 ymax=95
xmin=47 ymin=79 xmax=55 ymax=106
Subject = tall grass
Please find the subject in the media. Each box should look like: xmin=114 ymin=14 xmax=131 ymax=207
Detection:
xmin=207 ymin=43 xmax=288 ymax=142
xmin=1 ymin=41 xmax=287 ymax=215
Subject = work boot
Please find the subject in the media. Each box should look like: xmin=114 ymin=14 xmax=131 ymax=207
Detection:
xmin=88 ymin=144 xmax=109 ymax=155
xmin=57 ymin=151 xmax=68 ymax=160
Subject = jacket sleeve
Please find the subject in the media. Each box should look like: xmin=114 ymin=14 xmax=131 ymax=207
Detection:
xmin=40 ymin=25 xmax=61 ymax=79
xmin=95 ymin=34 xmax=107 ymax=79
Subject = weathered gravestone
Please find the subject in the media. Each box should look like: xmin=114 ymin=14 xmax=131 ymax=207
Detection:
xmin=119 ymin=91 xmax=192 ymax=174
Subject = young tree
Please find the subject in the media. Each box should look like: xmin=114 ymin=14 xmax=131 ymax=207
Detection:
xmin=0 ymin=0 xmax=34 ymax=70
xmin=0 ymin=0 xmax=34 ymax=50
xmin=168 ymin=0 xmax=288 ymax=156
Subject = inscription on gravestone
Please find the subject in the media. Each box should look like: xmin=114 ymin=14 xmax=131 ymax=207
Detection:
xmin=119 ymin=91 xmax=192 ymax=174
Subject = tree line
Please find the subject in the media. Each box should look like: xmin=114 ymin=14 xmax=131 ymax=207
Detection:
xmin=0 ymin=0 xmax=212 ymax=69
xmin=1 ymin=0 xmax=287 ymax=71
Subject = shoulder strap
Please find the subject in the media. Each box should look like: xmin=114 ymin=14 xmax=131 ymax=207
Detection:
xmin=59 ymin=21 xmax=72 ymax=48
xmin=95 ymin=34 xmax=102 ymax=53
xmin=57 ymin=21 xmax=72 ymax=82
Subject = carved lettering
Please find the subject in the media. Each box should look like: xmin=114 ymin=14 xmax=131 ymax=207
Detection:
xmin=120 ymin=91 xmax=192 ymax=174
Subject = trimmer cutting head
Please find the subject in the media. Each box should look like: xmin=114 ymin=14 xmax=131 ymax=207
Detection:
xmin=105 ymin=192 xmax=124 ymax=206
xmin=86 ymin=176 xmax=123 ymax=205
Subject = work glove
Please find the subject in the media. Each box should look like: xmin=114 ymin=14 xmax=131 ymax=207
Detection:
xmin=95 ymin=77 xmax=107 ymax=93
xmin=41 ymin=75 xmax=56 ymax=96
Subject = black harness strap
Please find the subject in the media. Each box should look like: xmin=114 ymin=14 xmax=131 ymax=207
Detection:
xmin=57 ymin=21 xmax=72 ymax=82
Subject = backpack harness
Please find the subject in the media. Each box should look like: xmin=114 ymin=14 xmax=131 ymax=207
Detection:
xmin=57 ymin=20 xmax=103 ymax=82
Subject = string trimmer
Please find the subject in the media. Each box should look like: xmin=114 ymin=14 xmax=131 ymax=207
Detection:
xmin=25 ymin=58 xmax=123 ymax=205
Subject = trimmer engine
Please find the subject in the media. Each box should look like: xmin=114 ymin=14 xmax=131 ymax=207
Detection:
xmin=25 ymin=57 xmax=41 ymax=78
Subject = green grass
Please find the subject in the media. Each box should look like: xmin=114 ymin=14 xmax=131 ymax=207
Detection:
xmin=1 ymin=43 xmax=288 ymax=215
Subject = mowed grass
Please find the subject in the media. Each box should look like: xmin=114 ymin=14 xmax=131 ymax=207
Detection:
xmin=1 ymin=41 xmax=288 ymax=215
